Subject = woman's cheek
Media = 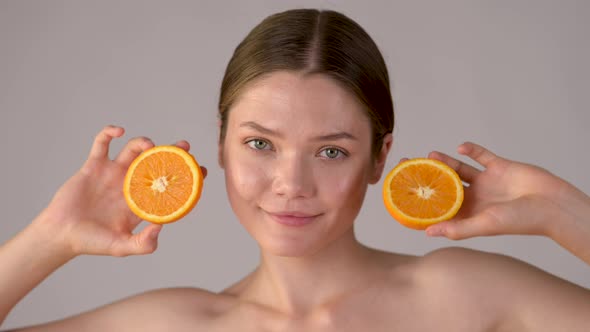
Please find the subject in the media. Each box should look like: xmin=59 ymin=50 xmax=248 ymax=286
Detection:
xmin=323 ymin=163 xmax=368 ymax=210
xmin=225 ymin=152 xmax=270 ymax=202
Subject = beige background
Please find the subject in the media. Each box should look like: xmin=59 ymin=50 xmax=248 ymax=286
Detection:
xmin=1 ymin=0 xmax=589 ymax=328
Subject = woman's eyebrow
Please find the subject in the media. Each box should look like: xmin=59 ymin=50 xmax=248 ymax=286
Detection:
xmin=239 ymin=121 xmax=357 ymax=141
xmin=239 ymin=121 xmax=282 ymax=138
xmin=312 ymin=132 xmax=357 ymax=142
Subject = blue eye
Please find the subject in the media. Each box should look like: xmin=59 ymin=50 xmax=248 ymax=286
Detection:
xmin=247 ymin=139 xmax=271 ymax=150
xmin=319 ymin=147 xmax=345 ymax=159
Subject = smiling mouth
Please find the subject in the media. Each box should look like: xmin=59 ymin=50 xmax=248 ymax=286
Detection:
xmin=266 ymin=211 xmax=322 ymax=227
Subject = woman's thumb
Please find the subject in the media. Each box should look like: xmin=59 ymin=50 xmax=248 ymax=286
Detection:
xmin=112 ymin=224 xmax=162 ymax=256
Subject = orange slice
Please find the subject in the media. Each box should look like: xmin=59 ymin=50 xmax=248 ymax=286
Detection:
xmin=383 ymin=158 xmax=464 ymax=230
xmin=123 ymin=145 xmax=203 ymax=224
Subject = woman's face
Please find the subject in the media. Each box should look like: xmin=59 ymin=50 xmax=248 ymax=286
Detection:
xmin=220 ymin=71 xmax=387 ymax=257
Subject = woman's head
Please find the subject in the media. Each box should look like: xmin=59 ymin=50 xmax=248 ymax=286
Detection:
xmin=218 ymin=9 xmax=394 ymax=159
xmin=217 ymin=9 xmax=395 ymax=256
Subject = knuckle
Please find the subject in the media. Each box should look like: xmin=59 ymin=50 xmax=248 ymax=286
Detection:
xmin=130 ymin=136 xmax=146 ymax=143
xmin=444 ymin=227 xmax=463 ymax=240
xmin=130 ymin=136 xmax=153 ymax=147
xmin=81 ymin=161 xmax=99 ymax=175
xmin=134 ymin=236 xmax=144 ymax=249
xmin=145 ymin=243 xmax=157 ymax=254
xmin=100 ymin=125 xmax=115 ymax=136
xmin=94 ymin=131 xmax=107 ymax=142
xmin=95 ymin=126 xmax=117 ymax=142
xmin=112 ymin=249 xmax=128 ymax=257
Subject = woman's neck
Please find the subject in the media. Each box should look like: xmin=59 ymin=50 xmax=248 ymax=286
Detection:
xmin=236 ymin=228 xmax=383 ymax=316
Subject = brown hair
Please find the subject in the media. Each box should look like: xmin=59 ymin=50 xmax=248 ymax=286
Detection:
xmin=218 ymin=9 xmax=394 ymax=157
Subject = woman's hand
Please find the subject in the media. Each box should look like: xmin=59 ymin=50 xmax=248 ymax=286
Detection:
xmin=423 ymin=142 xmax=589 ymax=240
xmin=34 ymin=125 xmax=206 ymax=258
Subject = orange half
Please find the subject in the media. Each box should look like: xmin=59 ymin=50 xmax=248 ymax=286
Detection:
xmin=123 ymin=145 xmax=203 ymax=224
xmin=383 ymin=158 xmax=464 ymax=230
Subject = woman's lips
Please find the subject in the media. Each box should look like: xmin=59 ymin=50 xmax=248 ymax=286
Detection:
xmin=267 ymin=212 xmax=321 ymax=227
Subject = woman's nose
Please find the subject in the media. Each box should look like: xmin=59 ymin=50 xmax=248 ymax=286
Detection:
xmin=271 ymin=154 xmax=315 ymax=199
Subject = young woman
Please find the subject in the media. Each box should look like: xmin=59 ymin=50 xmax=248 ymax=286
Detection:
xmin=1 ymin=9 xmax=589 ymax=332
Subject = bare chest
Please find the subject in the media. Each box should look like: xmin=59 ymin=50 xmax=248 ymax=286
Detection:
xmin=196 ymin=291 xmax=497 ymax=332
xmin=134 ymin=282 xmax=503 ymax=332
xmin=200 ymin=311 xmax=494 ymax=332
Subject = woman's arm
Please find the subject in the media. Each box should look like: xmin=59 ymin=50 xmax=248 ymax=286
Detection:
xmin=424 ymin=142 xmax=590 ymax=265
xmin=0 ymin=218 xmax=73 ymax=325
xmin=0 ymin=126 xmax=188 ymax=329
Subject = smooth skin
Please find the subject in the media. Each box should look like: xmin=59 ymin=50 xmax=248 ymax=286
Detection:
xmin=1 ymin=72 xmax=589 ymax=331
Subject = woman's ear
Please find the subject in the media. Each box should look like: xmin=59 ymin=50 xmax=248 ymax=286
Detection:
xmin=369 ymin=133 xmax=393 ymax=184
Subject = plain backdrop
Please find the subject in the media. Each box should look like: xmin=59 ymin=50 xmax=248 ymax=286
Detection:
xmin=1 ymin=0 xmax=589 ymax=328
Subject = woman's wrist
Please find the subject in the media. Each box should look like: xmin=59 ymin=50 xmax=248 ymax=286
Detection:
xmin=28 ymin=211 xmax=78 ymax=264
xmin=543 ymin=182 xmax=590 ymax=263
xmin=538 ymin=177 xmax=578 ymax=229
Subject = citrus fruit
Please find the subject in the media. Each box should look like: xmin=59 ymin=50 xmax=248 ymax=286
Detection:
xmin=123 ymin=145 xmax=203 ymax=224
xmin=382 ymin=158 xmax=464 ymax=230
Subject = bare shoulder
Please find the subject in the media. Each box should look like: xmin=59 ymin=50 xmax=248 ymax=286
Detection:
xmin=416 ymin=246 xmax=587 ymax=297
xmin=121 ymin=286 xmax=225 ymax=305
xmin=115 ymin=286 xmax=234 ymax=315
xmin=106 ymin=286 xmax=241 ymax=326
xmin=420 ymin=245 xmax=529 ymax=273
xmin=419 ymin=246 xmax=573 ymax=284
xmin=10 ymin=287 xmax=237 ymax=332
xmin=413 ymin=246 xmax=590 ymax=331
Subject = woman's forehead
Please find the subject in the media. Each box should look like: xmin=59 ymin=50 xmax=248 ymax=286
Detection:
xmin=228 ymin=72 xmax=371 ymax=134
